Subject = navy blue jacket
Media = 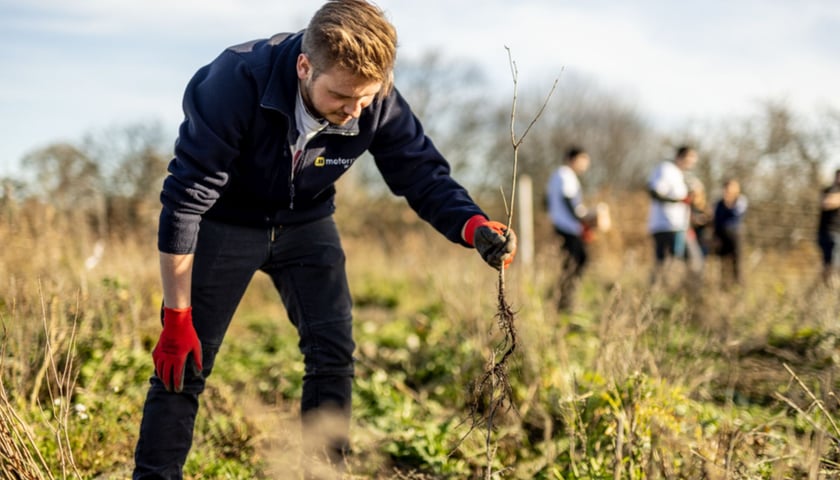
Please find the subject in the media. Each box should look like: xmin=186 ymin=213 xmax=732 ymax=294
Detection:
xmin=713 ymin=196 xmax=747 ymax=235
xmin=159 ymin=32 xmax=484 ymax=254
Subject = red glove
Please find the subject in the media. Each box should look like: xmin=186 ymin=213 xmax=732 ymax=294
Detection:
xmin=153 ymin=306 xmax=203 ymax=393
xmin=464 ymin=215 xmax=517 ymax=269
xmin=582 ymin=224 xmax=595 ymax=243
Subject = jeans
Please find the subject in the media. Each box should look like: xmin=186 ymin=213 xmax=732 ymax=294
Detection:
xmin=134 ymin=216 xmax=355 ymax=479
xmin=652 ymin=231 xmax=682 ymax=263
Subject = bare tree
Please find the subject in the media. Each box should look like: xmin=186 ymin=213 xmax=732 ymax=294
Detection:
xmin=346 ymin=51 xmax=496 ymax=199
xmin=19 ymin=122 xmax=171 ymax=236
xmin=23 ymin=143 xmax=100 ymax=206
xmin=78 ymin=122 xmax=170 ymax=233
xmin=699 ymin=100 xmax=835 ymax=251
xmin=479 ymin=72 xmax=656 ymax=211
xmin=22 ymin=143 xmax=106 ymax=234
xmin=395 ymin=51 xmax=493 ymax=176
xmin=82 ymin=122 xmax=170 ymax=200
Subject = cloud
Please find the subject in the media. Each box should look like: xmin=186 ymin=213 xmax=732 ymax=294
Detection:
xmin=0 ymin=0 xmax=314 ymax=39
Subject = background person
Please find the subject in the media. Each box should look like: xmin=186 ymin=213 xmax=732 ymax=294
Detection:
xmin=712 ymin=179 xmax=748 ymax=286
xmin=546 ymin=146 xmax=597 ymax=311
xmin=818 ymin=169 xmax=840 ymax=286
xmin=685 ymin=175 xmax=711 ymax=275
xmin=646 ymin=145 xmax=698 ymax=284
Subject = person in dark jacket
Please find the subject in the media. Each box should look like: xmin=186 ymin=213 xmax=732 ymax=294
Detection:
xmin=133 ymin=1 xmax=517 ymax=478
xmin=818 ymin=168 xmax=840 ymax=286
xmin=713 ymin=179 xmax=748 ymax=285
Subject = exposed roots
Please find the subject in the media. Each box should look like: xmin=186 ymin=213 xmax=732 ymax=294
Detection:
xmin=454 ymin=270 xmax=520 ymax=479
xmin=470 ymin=272 xmax=518 ymax=421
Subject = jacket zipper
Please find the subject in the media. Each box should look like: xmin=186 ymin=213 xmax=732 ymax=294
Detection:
xmin=259 ymin=102 xmax=359 ymax=212
xmin=289 ymin=148 xmax=303 ymax=210
xmin=289 ymin=181 xmax=295 ymax=210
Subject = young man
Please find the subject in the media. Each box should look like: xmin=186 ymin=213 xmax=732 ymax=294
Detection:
xmin=647 ymin=145 xmax=698 ymax=283
xmin=133 ymin=1 xmax=517 ymax=477
xmin=546 ymin=146 xmax=595 ymax=311
xmin=818 ymin=169 xmax=840 ymax=285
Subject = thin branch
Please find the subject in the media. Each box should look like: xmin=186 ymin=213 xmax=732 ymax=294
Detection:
xmin=774 ymin=392 xmax=837 ymax=442
xmin=464 ymin=47 xmax=561 ymax=479
xmin=782 ymin=363 xmax=840 ymax=437
xmin=503 ymin=46 xmax=561 ymax=230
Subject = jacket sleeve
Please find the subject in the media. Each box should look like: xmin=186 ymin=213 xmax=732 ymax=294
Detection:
xmin=563 ymin=196 xmax=587 ymax=222
xmin=158 ymin=50 xmax=258 ymax=254
xmin=367 ymin=89 xmax=485 ymax=246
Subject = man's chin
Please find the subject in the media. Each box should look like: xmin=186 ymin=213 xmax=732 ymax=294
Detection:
xmin=328 ymin=115 xmax=353 ymax=126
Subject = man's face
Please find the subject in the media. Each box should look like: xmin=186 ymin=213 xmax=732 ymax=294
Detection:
xmin=678 ymin=150 xmax=698 ymax=171
xmin=297 ymin=54 xmax=382 ymax=126
xmin=571 ymin=153 xmax=591 ymax=175
xmin=723 ymin=181 xmax=740 ymax=203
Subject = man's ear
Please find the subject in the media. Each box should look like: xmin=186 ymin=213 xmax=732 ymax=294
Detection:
xmin=297 ymin=53 xmax=311 ymax=81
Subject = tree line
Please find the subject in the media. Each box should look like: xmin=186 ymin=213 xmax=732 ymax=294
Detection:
xmin=2 ymin=53 xmax=838 ymax=253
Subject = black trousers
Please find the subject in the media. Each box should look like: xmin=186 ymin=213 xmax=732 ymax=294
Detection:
xmin=134 ymin=216 xmax=354 ymax=479
xmin=557 ymin=230 xmax=587 ymax=310
xmin=715 ymin=226 xmax=744 ymax=284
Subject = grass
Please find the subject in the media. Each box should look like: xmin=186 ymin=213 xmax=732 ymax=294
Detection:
xmin=1 ymin=201 xmax=840 ymax=479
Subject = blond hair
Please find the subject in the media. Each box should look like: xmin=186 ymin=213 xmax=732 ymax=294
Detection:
xmin=302 ymin=0 xmax=397 ymax=97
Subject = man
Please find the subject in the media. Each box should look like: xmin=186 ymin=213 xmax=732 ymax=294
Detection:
xmin=546 ymin=146 xmax=595 ymax=311
xmin=712 ymin=179 xmax=748 ymax=285
xmin=133 ymin=1 xmax=517 ymax=478
xmin=647 ymin=145 xmax=698 ymax=283
xmin=818 ymin=169 xmax=840 ymax=286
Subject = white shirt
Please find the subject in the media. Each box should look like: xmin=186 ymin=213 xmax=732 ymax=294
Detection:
xmin=647 ymin=160 xmax=690 ymax=233
xmin=290 ymin=89 xmax=327 ymax=172
xmin=547 ymin=165 xmax=583 ymax=235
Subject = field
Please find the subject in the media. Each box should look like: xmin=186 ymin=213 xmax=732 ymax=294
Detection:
xmin=2 ymin=192 xmax=840 ymax=480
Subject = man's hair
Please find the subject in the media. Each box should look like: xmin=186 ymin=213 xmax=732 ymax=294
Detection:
xmin=675 ymin=145 xmax=694 ymax=159
xmin=565 ymin=146 xmax=586 ymax=162
xmin=302 ymin=0 xmax=397 ymax=97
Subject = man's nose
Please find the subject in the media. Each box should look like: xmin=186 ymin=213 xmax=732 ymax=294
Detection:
xmin=344 ymin=99 xmax=364 ymax=118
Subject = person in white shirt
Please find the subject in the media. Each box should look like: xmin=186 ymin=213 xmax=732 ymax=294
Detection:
xmin=647 ymin=145 xmax=698 ymax=282
xmin=546 ymin=146 xmax=596 ymax=311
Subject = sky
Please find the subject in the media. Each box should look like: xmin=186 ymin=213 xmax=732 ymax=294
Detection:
xmin=1 ymin=0 xmax=839 ymax=177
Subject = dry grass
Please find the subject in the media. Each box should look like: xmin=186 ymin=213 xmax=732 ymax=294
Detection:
xmin=2 ymin=194 xmax=840 ymax=478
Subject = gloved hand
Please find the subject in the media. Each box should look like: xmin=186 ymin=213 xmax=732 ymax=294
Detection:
xmin=153 ymin=306 xmax=203 ymax=393
xmin=582 ymin=224 xmax=595 ymax=243
xmin=463 ymin=215 xmax=517 ymax=269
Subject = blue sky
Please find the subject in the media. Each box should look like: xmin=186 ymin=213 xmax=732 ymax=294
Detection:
xmin=1 ymin=0 xmax=839 ymax=177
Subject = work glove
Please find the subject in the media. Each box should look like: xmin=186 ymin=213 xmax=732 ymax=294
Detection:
xmin=582 ymin=224 xmax=595 ymax=243
xmin=463 ymin=215 xmax=517 ymax=269
xmin=152 ymin=306 xmax=203 ymax=393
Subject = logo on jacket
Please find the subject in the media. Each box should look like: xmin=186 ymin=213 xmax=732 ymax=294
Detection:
xmin=314 ymin=156 xmax=354 ymax=169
